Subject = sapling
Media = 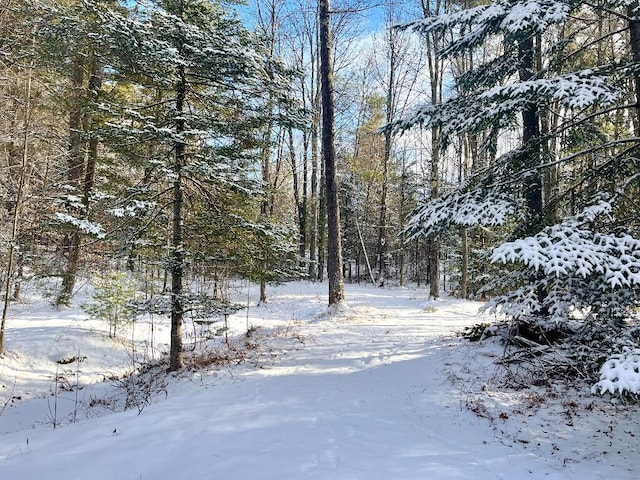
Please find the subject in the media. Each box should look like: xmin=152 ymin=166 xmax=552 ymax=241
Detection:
xmin=82 ymin=270 xmax=137 ymax=338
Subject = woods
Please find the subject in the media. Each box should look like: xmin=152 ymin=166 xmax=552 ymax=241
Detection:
xmin=0 ymin=0 xmax=639 ymax=390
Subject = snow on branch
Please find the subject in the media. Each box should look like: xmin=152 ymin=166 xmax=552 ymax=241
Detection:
xmin=499 ymin=0 xmax=570 ymax=33
xmin=398 ymin=4 xmax=494 ymax=35
xmin=481 ymin=71 xmax=618 ymax=109
xmin=391 ymin=94 xmax=520 ymax=139
xmin=592 ymin=349 xmax=640 ymax=397
xmin=107 ymin=200 xmax=156 ymax=218
xmin=484 ymin=198 xmax=640 ymax=322
xmin=55 ymin=213 xmax=106 ymax=239
xmin=404 ymin=189 xmax=518 ymax=240
xmin=400 ymin=0 xmax=571 ymax=56
xmin=393 ymin=70 xmax=617 ymax=138
xmin=491 ymin=200 xmax=640 ymax=288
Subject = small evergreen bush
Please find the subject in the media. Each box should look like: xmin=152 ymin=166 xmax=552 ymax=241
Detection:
xmin=82 ymin=270 xmax=137 ymax=338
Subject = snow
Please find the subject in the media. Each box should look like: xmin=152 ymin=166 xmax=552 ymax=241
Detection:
xmin=1 ymin=281 xmax=639 ymax=479
xmin=593 ymin=349 xmax=640 ymax=396
xmin=491 ymin=201 xmax=640 ymax=287
xmin=54 ymin=213 xmax=106 ymax=239
xmin=404 ymin=189 xmax=519 ymax=239
xmin=404 ymin=0 xmax=571 ymax=51
xmin=480 ymin=72 xmax=617 ymax=109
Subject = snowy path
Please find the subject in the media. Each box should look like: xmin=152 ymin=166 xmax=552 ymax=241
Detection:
xmin=0 ymin=283 xmax=638 ymax=479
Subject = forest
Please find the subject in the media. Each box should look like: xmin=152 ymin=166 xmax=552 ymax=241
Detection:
xmin=1 ymin=0 xmax=639 ymax=390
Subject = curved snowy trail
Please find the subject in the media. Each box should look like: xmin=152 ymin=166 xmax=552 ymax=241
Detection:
xmin=0 ymin=282 xmax=637 ymax=479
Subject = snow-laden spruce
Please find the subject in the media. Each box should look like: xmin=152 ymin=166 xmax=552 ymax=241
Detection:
xmin=485 ymin=199 xmax=640 ymax=321
xmin=480 ymin=71 xmax=618 ymax=109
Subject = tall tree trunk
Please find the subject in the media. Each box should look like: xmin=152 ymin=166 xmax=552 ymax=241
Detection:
xmin=422 ymin=0 xmax=442 ymax=300
xmin=169 ymin=64 xmax=187 ymax=372
xmin=319 ymin=0 xmax=344 ymax=305
xmin=317 ymin=150 xmax=326 ymax=282
xmin=376 ymin=23 xmax=396 ymax=286
xmin=628 ymin=3 xmax=640 ymax=135
xmin=57 ymin=55 xmax=86 ymax=306
xmin=428 ymin=136 xmax=440 ymax=300
xmin=309 ymin=104 xmax=319 ymax=280
xmin=460 ymin=227 xmax=468 ymax=298
xmin=398 ymin=153 xmax=407 ymax=287
xmin=518 ymin=33 xmax=547 ymax=316
xmin=307 ymin=19 xmax=321 ymax=282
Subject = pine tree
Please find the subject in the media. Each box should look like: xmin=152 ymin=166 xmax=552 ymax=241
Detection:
xmin=397 ymin=0 xmax=640 ymax=327
xmin=93 ymin=0 xmax=298 ymax=370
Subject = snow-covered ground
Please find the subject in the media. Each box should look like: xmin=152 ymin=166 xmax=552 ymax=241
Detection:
xmin=0 ymin=281 xmax=638 ymax=479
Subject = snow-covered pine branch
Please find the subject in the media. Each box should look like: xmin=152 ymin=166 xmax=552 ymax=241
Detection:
xmin=480 ymin=70 xmax=618 ymax=109
xmin=392 ymin=70 xmax=617 ymax=138
xmin=399 ymin=0 xmax=572 ymax=58
xmin=485 ymin=199 xmax=640 ymax=321
xmin=404 ymin=189 xmax=520 ymax=240
xmin=55 ymin=213 xmax=106 ymax=239
xmin=107 ymin=200 xmax=157 ymax=218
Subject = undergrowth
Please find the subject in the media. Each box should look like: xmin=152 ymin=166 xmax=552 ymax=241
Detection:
xmin=460 ymin=315 xmax=640 ymax=404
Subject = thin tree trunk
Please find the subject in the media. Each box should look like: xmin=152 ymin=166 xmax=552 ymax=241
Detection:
xmin=307 ymin=21 xmax=321 ymax=282
xmin=260 ymin=278 xmax=267 ymax=303
xmin=319 ymin=0 xmax=344 ymax=305
xmin=309 ymin=111 xmax=319 ymax=280
xmin=460 ymin=227 xmax=468 ymax=298
xmin=628 ymin=3 xmax=640 ymax=135
xmin=288 ymin=127 xmax=307 ymax=267
xmin=399 ymin=153 xmax=407 ymax=287
xmin=422 ymin=0 xmax=442 ymax=300
xmin=317 ymin=154 xmax=326 ymax=282
xmin=169 ymin=64 xmax=187 ymax=372
xmin=376 ymin=28 xmax=395 ymax=286
xmin=428 ymin=125 xmax=440 ymax=299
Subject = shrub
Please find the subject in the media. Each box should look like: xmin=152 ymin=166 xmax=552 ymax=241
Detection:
xmin=82 ymin=270 xmax=137 ymax=337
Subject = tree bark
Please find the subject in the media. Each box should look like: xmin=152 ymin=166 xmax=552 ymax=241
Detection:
xmin=376 ymin=24 xmax=396 ymax=286
xmin=422 ymin=0 xmax=442 ymax=300
xmin=57 ymin=54 xmax=86 ymax=306
xmin=309 ymin=103 xmax=319 ymax=280
xmin=460 ymin=227 xmax=468 ymax=299
xmin=628 ymin=3 xmax=640 ymax=135
xmin=169 ymin=63 xmax=187 ymax=372
xmin=319 ymin=0 xmax=344 ymax=305
xmin=317 ymin=146 xmax=326 ymax=282
xmin=518 ymin=34 xmax=543 ymax=232
xmin=288 ymin=126 xmax=307 ymax=267
xmin=428 ymin=125 xmax=440 ymax=299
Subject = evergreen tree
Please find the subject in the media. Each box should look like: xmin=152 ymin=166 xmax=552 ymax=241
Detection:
xmin=93 ymin=0 xmax=298 ymax=370
xmin=397 ymin=0 xmax=640 ymax=328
